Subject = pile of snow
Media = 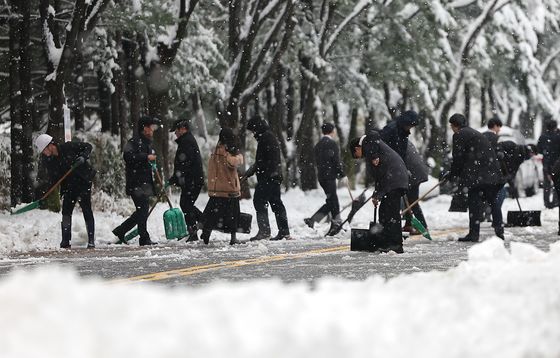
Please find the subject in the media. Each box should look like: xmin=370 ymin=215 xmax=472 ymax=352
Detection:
xmin=0 ymin=238 xmax=559 ymax=357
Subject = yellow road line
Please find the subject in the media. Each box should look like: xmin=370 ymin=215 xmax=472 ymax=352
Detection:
xmin=112 ymin=245 xmax=349 ymax=284
xmin=111 ymin=227 xmax=465 ymax=284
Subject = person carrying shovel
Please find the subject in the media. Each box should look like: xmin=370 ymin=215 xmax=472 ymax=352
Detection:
xmin=349 ymin=132 xmax=409 ymax=254
xmin=112 ymin=116 xmax=161 ymax=246
xmin=34 ymin=134 xmax=97 ymax=249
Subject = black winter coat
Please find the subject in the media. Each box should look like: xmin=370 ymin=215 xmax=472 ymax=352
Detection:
xmin=45 ymin=141 xmax=96 ymax=195
xmin=123 ymin=134 xmax=155 ymax=196
xmin=450 ymin=127 xmax=504 ymax=188
xmin=314 ymin=136 xmax=344 ymax=181
xmin=169 ymin=132 xmax=204 ymax=189
xmin=405 ymin=142 xmax=429 ymax=187
xmin=362 ymin=133 xmax=409 ymax=198
xmin=497 ymin=140 xmax=531 ymax=184
xmin=537 ymin=129 xmax=560 ymax=172
xmin=247 ymin=123 xmax=282 ymax=183
xmin=380 ymin=119 xmax=410 ymax=160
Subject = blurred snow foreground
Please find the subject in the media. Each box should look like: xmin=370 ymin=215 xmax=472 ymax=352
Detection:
xmin=1 ymin=239 xmax=559 ymax=358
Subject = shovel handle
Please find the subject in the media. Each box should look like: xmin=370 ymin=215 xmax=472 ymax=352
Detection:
xmin=40 ymin=165 xmax=77 ymax=201
xmin=152 ymin=162 xmax=173 ymax=208
xmin=402 ymin=179 xmax=446 ymax=215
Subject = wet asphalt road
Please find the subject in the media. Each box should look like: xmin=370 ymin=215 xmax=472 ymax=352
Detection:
xmin=0 ymin=224 xmax=557 ymax=287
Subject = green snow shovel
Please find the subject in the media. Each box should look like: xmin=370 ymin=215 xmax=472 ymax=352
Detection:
xmin=400 ymin=180 xmax=447 ymax=241
xmin=11 ymin=163 xmax=79 ymax=215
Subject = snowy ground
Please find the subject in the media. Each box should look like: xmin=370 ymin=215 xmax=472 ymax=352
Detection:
xmin=1 ymin=183 xmax=559 ymax=357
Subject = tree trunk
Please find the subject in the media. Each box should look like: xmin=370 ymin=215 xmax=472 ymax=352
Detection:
xmin=73 ymin=43 xmax=85 ymax=131
xmin=112 ymin=31 xmax=127 ymax=143
xmin=480 ymin=80 xmax=487 ymax=127
xmin=45 ymin=79 xmax=65 ymax=142
xmin=19 ymin=0 xmax=34 ymax=202
xmin=464 ymin=83 xmax=470 ymax=126
xmin=191 ymin=91 xmax=208 ymax=139
xmin=98 ymin=69 xmax=112 ymax=132
xmin=123 ymin=33 xmax=141 ymax=136
xmin=286 ymin=68 xmax=295 ymax=141
xmin=488 ymin=77 xmax=497 ymax=116
xmin=9 ymin=1 xmax=23 ymax=207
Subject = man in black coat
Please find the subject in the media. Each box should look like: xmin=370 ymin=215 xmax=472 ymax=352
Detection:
xmin=168 ymin=119 xmax=204 ymax=241
xmin=245 ymin=115 xmax=291 ymax=241
xmin=112 ymin=116 xmax=161 ymax=246
xmin=537 ymin=119 xmax=560 ymax=208
xmin=349 ymin=132 xmax=409 ymax=253
xmin=305 ymin=123 xmax=346 ymax=235
xmin=448 ymin=113 xmax=505 ymax=242
xmin=380 ymin=110 xmax=419 ymax=160
xmin=34 ymin=134 xmax=97 ymax=249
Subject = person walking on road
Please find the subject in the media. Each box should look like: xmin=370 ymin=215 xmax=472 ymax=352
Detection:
xmin=112 ymin=116 xmax=161 ymax=246
xmin=304 ymin=122 xmax=346 ymax=235
xmin=35 ymin=134 xmax=97 ymax=249
xmin=537 ymin=119 xmax=560 ymax=208
xmin=200 ymin=128 xmax=244 ymax=245
xmin=349 ymin=132 xmax=409 ymax=253
xmin=245 ymin=115 xmax=292 ymax=241
xmin=168 ymin=118 xmax=204 ymax=242
xmin=447 ymin=113 xmax=505 ymax=242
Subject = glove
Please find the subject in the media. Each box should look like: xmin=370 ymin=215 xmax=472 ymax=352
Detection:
xmin=149 ymin=161 xmax=157 ymax=171
xmin=73 ymin=156 xmax=86 ymax=166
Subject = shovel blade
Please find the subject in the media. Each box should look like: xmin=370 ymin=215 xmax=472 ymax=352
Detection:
xmin=506 ymin=211 xmax=541 ymax=227
xmin=10 ymin=200 xmax=41 ymax=215
xmin=411 ymin=216 xmax=432 ymax=240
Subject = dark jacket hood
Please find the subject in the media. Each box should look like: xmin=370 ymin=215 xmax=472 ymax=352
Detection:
xmin=247 ymin=117 xmax=270 ymax=136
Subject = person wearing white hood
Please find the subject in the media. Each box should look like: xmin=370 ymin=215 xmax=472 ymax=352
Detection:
xmin=34 ymin=133 xmax=97 ymax=249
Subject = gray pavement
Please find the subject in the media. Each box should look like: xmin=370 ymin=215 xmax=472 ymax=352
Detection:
xmin=0 ymin=224 xmax=557 ymax=287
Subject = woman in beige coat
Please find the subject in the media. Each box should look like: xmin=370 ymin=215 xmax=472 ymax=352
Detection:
xmin=200 ymin=127 xmax=244 ymax=245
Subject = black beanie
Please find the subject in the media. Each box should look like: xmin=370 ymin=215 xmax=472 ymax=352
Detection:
xmin=321 ymin=122 xmax=335 ymax=134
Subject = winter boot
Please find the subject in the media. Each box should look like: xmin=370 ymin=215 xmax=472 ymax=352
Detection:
xmin=186 ymin=226 xmax=199 ymax=242
xmin=271 ymin=232 xmax=293 ymax=241
xmin=201 ymin=230 xmax=211 ymax=245
xmin=494 ymin=226 xmax=505 ymax=240
xmin=112 ymin=227 xmax=125 ymax=243
xmin=86 ymin=219 xmax=95 ymax=248
xmin=139 ymin=237 xmax=157 ymax=246
xmin=229 ymin=232 xmax=242 ymax=245
xmin=60 ymin=216 xmax=72 ymax=249
xmin=458 ymin=233 xmax=480 ymax=242
xmin=304 ymin=210 xmax=327 ymax=229
xmin=250 ymin=231 xmax=271 ymax=241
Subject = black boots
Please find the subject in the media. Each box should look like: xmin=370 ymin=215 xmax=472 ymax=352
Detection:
xmin=229 ymin=233 xmax=242 ymax=245
xmin=201 ymin=230 xmax=211 ymax=245
xmin=458 ymin=233 xmax=480 ymax=242
xmin=250 ymin=231 xmax=271 ymax=241
xmin=186 ymin=226 xmax=199 ymax=242
xmin=60 ymin=216 xmax=72 ymax=249
xmin=270 ymin=232 xmax=292 ymax=241
xmin=494 ymin=226 xmax=505 ymax=240
xmin=86 ymin=219 xmax=95 ymax=248
xmin=139 ymin=237 xmax=157 ymax=246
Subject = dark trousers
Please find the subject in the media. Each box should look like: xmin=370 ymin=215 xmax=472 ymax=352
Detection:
xmin=467 ymin=184 xmax=503 ymax=236
xmin=404 ymin=184 xmax=427 ymax=228
xmin=543 ymin=169 xmax=558 ymax=208
xmin=379 ymin=189 xmax=405 ymax=247
xmin=61 ymin=187 xmax=94 ymax=242
xmin=317 ymin=179 xmax=340 ymax=221
xmin=179 ymin=185 xmax=202 ymax=230
xmin=114 ymin=190 xmax=151 ymax=240
xmin=254 ymin=180 xmax=289 ymax=235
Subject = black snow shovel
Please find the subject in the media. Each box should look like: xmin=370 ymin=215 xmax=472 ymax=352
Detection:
xmin=350 ymin=204 xmax=384 ymax=252
xmin=506 ymin=194 xmax=541 ymax=227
